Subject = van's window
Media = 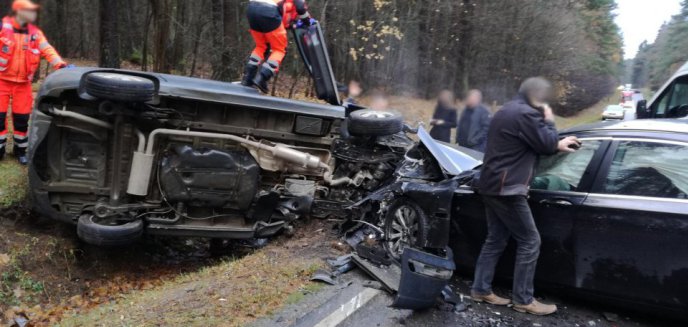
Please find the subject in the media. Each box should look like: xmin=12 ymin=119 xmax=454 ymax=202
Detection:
xmin=653 ymin=76 xmax=688 ymax=117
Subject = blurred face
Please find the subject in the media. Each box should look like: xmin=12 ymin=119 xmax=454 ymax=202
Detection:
xmin=370 ymin=97 xmax=389 ymax=111
xmin=465 ymin=92 xmax=482 ymax=108
xmin=348 ymin=81 xmax=362 ymax=98
xmin=16 ymin=9 xmax=37 ymax=23
xmin=529 ymin=86 xmax=552 ymax=104
xmin=438 ymin=91 xmax=454 ymax=106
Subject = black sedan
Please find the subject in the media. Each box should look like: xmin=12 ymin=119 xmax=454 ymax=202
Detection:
xmin=450 ymin=119 xmax=688 ymax=319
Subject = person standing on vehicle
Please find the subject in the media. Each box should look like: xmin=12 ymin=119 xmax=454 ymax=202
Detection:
xmin=0 ymin=0 xmax=67 ymax=165
xmin=429 ymin=90 xmax=457 ymax=143
xmin=471 ymin=77 xmax=580 ymax=315
xmin=241 ymin=0 xmax=311 ymax=94
xmin=456 ymin=89 xmax=491 ymax=152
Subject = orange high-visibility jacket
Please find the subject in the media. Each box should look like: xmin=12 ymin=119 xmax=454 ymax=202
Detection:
xmin=277 ymin=0 xmax=309 ymax=29
xmin=0 ymin=17 xmax=65 ymax=83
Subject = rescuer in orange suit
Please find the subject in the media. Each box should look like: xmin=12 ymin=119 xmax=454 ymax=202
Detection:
xmin=242 ymin=0 xmax=311 ymax=93
xmin=0 ymin=0 xmax=68 ymax=165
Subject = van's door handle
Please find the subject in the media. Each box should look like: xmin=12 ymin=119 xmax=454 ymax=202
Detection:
xmin=539 ymin=199 xmax=573 ymax=206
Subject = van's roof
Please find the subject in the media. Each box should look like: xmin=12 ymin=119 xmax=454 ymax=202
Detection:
xmin=678 ymin=62 xmax=688 ymax=75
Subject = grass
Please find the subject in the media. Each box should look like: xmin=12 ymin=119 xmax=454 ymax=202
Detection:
xmin=56 ymin=251 xmax=323 ymax=327
xmin=0 ymin=236 xmax=46 ymax=308
xmin=0 ymin=159 xmax=27 ymax=208
xmin=554 ymin=101 xmax=609 ymax=129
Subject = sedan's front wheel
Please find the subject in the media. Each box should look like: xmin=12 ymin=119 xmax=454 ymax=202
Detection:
xmin=384 ymin=199 xmax=428 ymax=260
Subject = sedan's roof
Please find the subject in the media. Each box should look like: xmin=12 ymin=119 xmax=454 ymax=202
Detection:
xmin=562 ymin=119 xmax=688 ymax=135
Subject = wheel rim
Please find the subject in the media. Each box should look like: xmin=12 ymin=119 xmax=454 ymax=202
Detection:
xmin=386 ymin=204 xmax=419 ymax=259
xmin=360 ymin=111 xmax=393 ymax=119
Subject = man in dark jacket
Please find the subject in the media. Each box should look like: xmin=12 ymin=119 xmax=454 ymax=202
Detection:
xmin=470 ymin=77 xmax=580 ymax=316
xmin=457 ymin=89 xmax=491 ymax=151
xmin=429 ymin=90 xmax=457 ymax=142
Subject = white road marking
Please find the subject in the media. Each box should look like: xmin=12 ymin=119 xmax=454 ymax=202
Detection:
xmin=312 ymin=288 xmax=382 ymax=327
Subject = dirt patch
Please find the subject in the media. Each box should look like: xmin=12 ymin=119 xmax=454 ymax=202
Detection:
xmin=1 ymin=204 xmax=287 ymax=326
xmin=55 ymin=219 xmax=339 ymax=327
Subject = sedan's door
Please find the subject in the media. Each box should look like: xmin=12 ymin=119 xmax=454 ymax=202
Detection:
xmin=527 ymin=139 xmax=607 ymax=286
xmin=575 ymin=139 xmax=688 ymax=313
xmin=451 ymin=139 xmax=607 ymax=285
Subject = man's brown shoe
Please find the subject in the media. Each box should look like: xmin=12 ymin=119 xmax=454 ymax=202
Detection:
xmin=513 ymin=299 xmax=558 ymax=315
xmin=471 ymin=292 xmax=511 ymax=306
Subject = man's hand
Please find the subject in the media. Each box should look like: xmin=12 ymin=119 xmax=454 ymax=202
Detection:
xmin=558 ymin=136 xmax=581 ymax=153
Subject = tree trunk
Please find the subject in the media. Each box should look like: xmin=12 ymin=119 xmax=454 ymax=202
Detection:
xmin=99 ymin=0 xmax=121 ymax=68
xmin=150 ymin=0 xmax=172 ymax=73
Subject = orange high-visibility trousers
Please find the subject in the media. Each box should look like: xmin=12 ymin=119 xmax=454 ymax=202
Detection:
xmin=0 ymin=80 xmax=33 ymax=155
xmin=249 ymin=24 xmax=288 ymax=70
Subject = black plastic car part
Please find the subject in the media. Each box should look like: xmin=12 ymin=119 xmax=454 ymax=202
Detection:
xmin=347 ymin=110 xmax=404 ymax=137
xmin=77 ymin=215 xmax=144 ymax=246
xmin=159 ymin=145 xmax=261 ymax=211
xmin=392 ymin=247 xmax=455 ymax=310
xmin=292 ymin=21 xmax=341 ymax=106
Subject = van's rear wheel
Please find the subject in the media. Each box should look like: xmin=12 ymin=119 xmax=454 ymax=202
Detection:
xmin=83 ymin=72 xmax=155 ymax=103
xmin=77 ymin=215 xmax=143 ymax=247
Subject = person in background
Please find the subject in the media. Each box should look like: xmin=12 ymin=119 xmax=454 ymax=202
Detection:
xmin=456 ymin=89 xmax=491 ymax=152
xmin=369 ymin=93 xmax=390 ymax=111
xmin=429 ymin=90 xmax=457 ymax=143
xmin=344 ymin=80 xmax=362 ymax=106
xmin=471 ymin=77 xmax=580 ymax=316
xmin=241 ymin=0 xmax=311 ymax=93
xmin=0 ymin=0 xmax=68 ymax=165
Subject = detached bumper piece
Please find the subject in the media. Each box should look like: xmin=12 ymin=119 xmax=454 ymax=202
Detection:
xmin=351 ymin=244 xmax=456 ymax=310
xmin=392 ymin=247 xmax=456 ymax=310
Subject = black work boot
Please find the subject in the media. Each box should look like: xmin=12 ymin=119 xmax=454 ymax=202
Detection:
xmin=17 ymin=154 xmax=28 ymax=165
xmin=15 ymin=147 xmax=27 ymax=165
xmin=241 ymin=63 xmax=259 ymax=87
xmin=0 ymin=148 xmax=4 ymax=161
xmin=252 ymin=66 xmax=274 ymax=94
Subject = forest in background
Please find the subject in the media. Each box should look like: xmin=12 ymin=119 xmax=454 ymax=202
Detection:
xmin=630 ymin=1 xmax=688 ymax=90
xmin=0 ymin=0 xmax=622 ymax=116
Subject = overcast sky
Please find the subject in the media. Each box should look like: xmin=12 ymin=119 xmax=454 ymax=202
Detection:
xmin=616 ymin=0 xmax=683 ymax=59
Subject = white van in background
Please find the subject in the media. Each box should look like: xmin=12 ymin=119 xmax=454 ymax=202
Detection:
xmin=637 ymin=61 xmax=688 ymax=119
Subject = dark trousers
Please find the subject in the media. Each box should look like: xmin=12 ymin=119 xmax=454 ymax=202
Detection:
xmin=471 ymin=195 xmax=541 ymax=305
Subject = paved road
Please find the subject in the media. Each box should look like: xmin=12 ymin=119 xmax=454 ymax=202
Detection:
xmin=256 ymin=270 xmax=680 ymax=327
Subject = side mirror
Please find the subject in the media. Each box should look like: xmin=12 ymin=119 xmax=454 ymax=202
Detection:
xmin=636 ymin=100 xmax=649 ymax=119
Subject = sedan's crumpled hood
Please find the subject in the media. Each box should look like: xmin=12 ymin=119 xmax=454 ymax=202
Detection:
xmin=417 ymin=126 xmax=482 ymax=176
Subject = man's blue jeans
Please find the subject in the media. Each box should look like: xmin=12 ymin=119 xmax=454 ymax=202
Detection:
xmin=471 ymin=195 xmax=541 ymax=305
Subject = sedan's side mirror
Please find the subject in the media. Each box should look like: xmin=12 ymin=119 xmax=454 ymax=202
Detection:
xmin=636 ymin=100 xmax=649 ymax=119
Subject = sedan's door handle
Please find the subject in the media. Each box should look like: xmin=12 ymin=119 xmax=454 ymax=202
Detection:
xmin=539 ymin=199 xmax=573 ymax=206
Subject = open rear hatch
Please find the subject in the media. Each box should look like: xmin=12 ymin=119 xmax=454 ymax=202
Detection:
xmin=292 ymin=21 xmax=342 ymax=106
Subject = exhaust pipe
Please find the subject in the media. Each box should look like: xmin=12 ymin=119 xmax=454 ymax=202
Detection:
xmin=128 ymin=129 xmax=347 ymax=196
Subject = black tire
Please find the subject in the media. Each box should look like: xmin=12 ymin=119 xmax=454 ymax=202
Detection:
xmin=347 ymin=110 xmax=404 ymax=136
xmin=83 ymin=72 xmax=155 ymax=103
xmin=77 ymin=215 xmax=144 ymax=246
xmin=384 ymin=198 xmax=429 ymax=260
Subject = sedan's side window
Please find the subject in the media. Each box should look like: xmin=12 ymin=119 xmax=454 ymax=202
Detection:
xmin=531 ymin=140 xmax=602 ymax=192
xmin=602 ymin=141 xmax=688 ymax=199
